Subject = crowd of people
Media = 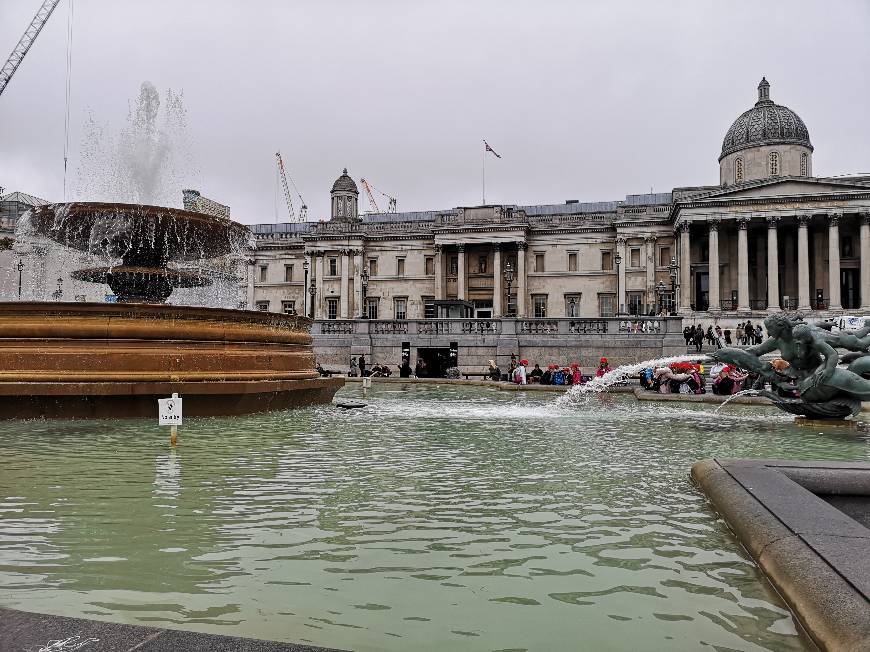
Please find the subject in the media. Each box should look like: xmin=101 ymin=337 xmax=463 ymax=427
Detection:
xmin=486 ymin=356 xmax=614 ymax=386
xmin=638 ymin=359 xmax=786 ymax=396
xmin=683 ymin=321 xmax=765 ymax=352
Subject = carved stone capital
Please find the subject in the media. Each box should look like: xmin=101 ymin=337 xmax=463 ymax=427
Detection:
xmin=517 ymin=241 xmax=528 ymax=251
xmin=797 ymin=215 xmax=811 ymax=227
xmin=644 ymin=235 xmax=657 ymax=244
xmin=457 ymin=244 xmax=466 ymax=253
xmin=861 ymin=212 xmax=870 ymax=226
xmin=828 ymin=212 xmax=842 ymax=227
xmin=707 ymin=217 xmax=721 ymax=232
xmin=615 ymin=236 xmax=627 ymax=246
xmin=736 ymin=217 xmax=750 ymax=230
xmin=766 ymin=216 xmax=781 ymax=228
xmin=676 ymin=221 xmax=691 ymax=234
xmin=433 ymin=243 xmax=443 ymax=253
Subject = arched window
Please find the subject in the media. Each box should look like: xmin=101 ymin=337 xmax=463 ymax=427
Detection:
xmin=769 ymin=151 xmax=780 ymax=176
xmin=735 ymin=157 xmax=744 ymax=183
xmin=800 ymin=152 xmax=808 ymax=176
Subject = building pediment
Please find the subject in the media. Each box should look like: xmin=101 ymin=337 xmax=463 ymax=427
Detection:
xmin=688 ymin=177 xmax=870 ymax=202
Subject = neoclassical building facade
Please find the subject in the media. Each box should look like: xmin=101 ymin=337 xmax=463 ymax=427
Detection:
xmin=250 ymin=79 xmax=870 ymax=328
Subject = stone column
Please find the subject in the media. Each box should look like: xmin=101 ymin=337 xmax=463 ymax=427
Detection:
xmin=457 ymin=244 xmax=466 ymax=300
xmin=516 ymin=242 xmax=527 ymax=317
xmin=828 ymin=213 xmax=842 ymax=311
xmin=766 ymin=216 xmax=781 ymax=311
xmin=861 ymin=213 xmax=870 ymax=310
xmin=616 ymin=236 xmax=627 ymax=314
xmin=493 ymin=244 xmax=503 ymax=317
xmin=353 ymin=250 xmax=363 ymax=318
xmin=797 ymin=216 xmax=812 ymax=311
xmin=314 ymin=252 xmax=325 ymax=319
xmin=677 ymin=222 xmax=691 ymax=313
xmin=246 ymin=259 xmax=255 ymax=309
xmin=707 ymin=218 xmax=721 ymax=312
xmin=339 ymin=249 xmax=349 ymax=319
xmin=644 ymin=235 xmax=656 ymax=312
xmin=737 ymin=217 xmax=750 ymax=312
xmin=433 ymin=244 xmax=443 ymax=301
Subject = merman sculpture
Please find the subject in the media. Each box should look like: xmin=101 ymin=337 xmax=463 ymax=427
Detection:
xmin=713 ymin=313 xmax=870 ymax=419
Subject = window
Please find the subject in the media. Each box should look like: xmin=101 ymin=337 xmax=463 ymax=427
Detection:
xmin=449 ymin=256 xmax=458 ymax=276
xmin=282 ymin=300 xmax=296 ymax=314
xmin=534 ymin=253 xmax=545 ymax=273
xmin=422 ymin=295 xmax=436 ymax=318
xmin=394 ymin=297 xmax=407 ymax=320
xmin=477 ymin=255 xmax=487 ymax=274
xmin=326 ymin=298 xmax=338 ymax=320
xmin=328 ymin=258 xmax=338 ymax=276
xmin=769 ymin=151 xmax=780 ymax=176
xmin=533 ymin=295 xmax=547 ymax=318
xmin=425 ymin=257 xmax=435 ymax=275
xmin=368 ymin=258 xmax=378 ymax=276
xmin=565 ymin=294 xmax=581 ymax=317
xmin=255 ymin=300 xmax=269 ymax=311
xmin=842 ymin=236 xmax=855 ymax=258
xmin=699 ymin=238 xmax=709 ymax=263
xmin=396 ymin=258 xmax=405 ymax=276
xmin=628 ymin=292 xmax=644 ymax=316
xmin=735 ymin=157 xmax=744 ymax=183
xmin=366 ymin=297 xmax=379 ymax=320
xmin=598 ymin=294 xmax=615 ymax=318
xmin=259 ymin=265 xmax=268 ymax=282
xmin=337 ymin=198 xmax=344 ymax=217
xmin=659 ymin=246 xmax=672 ymax=268
xmin=801 ymin=152 xmax=808 ymax=176
xmin=284 ymin=264 xmax=294 ymax=283
xmin=630 ymin=248 xmax=640 ymax=268
xmin=568 ymin=252 xmax=578 ymax=272
xmin=601 ymin=251 xmax=613 ymax=271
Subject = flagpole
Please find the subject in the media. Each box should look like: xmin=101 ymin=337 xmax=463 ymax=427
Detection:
xmin=482 ymin=141 xmax=486 ymax=205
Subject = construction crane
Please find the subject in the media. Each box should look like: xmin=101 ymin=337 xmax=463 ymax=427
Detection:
xmin=0 ymin=0 xmax=63 ymax=98
xmin=275 ymin=151 xmax=308 ymax=222
xmin=360 ymin=177 xmax=397 ymax=214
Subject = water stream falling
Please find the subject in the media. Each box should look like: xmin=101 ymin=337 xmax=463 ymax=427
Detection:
xmin=714 ymin=388 xmax=762 ymax=413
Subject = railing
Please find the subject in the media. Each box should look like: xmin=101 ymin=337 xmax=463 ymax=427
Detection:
xmin=461 ymin=320 xmax=499 ymax=334
xmin=720 ymin=299 xmax=737 ymax=311
xmin=312 ymin=316 xmax=683 ymax=337
xmin=520 ymin=320 xmax=560 ymax=334
xmin=320 ymin=321 xmax=354 ymax=334
xmin=783 ymin=298 xmax=798 ymax=310
xmin=372 ymin=321 xmax=408 ymax=334
xmin=749 ymin=300 xmax=767 ymax=310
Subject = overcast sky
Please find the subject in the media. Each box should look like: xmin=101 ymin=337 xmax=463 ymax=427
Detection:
xmin=1 ymin=0 xmax=869 ymax=224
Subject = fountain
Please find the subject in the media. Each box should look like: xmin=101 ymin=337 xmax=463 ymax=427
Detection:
xmin=0 ymin=83 xmax=342 ymax=418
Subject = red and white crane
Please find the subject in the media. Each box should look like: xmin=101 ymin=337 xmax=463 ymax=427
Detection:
xmin=360 ymin=177 xmax=397 ymax=214
xmin=0 ymin=0 xmax=63 ymax=98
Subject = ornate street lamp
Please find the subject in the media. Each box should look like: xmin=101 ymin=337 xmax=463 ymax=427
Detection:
xmin=503 ymin=261 xmax=514 ymax=317
xmin=359 ymin=266 xmax=369 ymax=319
xmin=656 ymin=280 xmax=667 ymax=314
xmin=568 ymin=296 xmax=577 ymax=318
xmin=303 ymin=258 xmax=309 ymax=311
xmin=668 ymin=256 xmax=679 ymax=315
xmin=308 ymin=278 xmax=316 ymax=319
xmin=52 ymin=276 xmax=63 ymax=302
xmin=16 ymin=260 xmax=24 ymax=300
xmin=614 ymin=251 xmax=623 ymax=314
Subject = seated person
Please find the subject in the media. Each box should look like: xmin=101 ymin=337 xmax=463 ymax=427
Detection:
xmin=540 ymin=365 xmax=554 ymax=385
xmin=315 ymin=362 xmax=331 ymax=378
xmin=381 ymin=364 xmax=392 ymax=377
xmin=528 ymin=364 xmax=544 ymax=383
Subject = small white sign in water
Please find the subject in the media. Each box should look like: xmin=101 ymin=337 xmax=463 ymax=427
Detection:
xmin=158 ymin=395 xmax=183 ymax=425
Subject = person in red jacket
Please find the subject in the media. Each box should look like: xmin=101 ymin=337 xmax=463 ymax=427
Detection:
xmin=595 ymin=357 xmax=612 ymax=377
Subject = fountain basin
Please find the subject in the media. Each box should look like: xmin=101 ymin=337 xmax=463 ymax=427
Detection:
xmin=0 ymin=302 xmax=342 ymax=418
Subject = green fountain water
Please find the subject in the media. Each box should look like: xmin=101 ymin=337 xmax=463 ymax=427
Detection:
xmin=2 ymin=384 xmax=866 ymax=651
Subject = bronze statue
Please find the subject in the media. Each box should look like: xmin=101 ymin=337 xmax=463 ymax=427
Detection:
xmin=712 ymin=313 xmax=870 ymax=419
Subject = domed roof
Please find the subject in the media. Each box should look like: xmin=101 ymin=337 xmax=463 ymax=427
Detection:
xmin=719 ymin=78 xmax=812 ymax=161
xmin=331 ymin=168 xmax=358 ymax=194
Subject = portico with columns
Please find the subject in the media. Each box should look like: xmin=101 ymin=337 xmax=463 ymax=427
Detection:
xmin=673 ymin=178 xmax=870 ymax=317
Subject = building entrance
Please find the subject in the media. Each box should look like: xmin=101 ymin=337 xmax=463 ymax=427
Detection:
xmin=416 ymin=347 xmax=453 ymax=378
xmin=842 ymin=269 xmax=859 ymax=309
xmin=694 ymin=271 xmax=709 ymax=311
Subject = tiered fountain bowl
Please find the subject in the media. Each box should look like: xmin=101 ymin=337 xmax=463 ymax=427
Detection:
xmin=1 ymin=202 xmax=342 ymax=419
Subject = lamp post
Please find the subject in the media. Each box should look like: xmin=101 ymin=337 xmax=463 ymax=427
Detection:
xmin=303 ymin=258 xmax=309 ymax=316
xmin=16 ymin=260 xmax=24 ymax=300
xmin=568 ymin=296 xmax=577 ymax=318
xmin=52 ymin=276 xmax=63 ymax=302
xmin=503 ymin=261 xmax=514 ymax=317
xmin=359 ymin=266 xmax=369 ymax=318
xmin=614 ymin=251 xmax=623 ymax=314
xmin=308 ymin=278 xmax=316 ymax=319
xmin=668 ymin=255 xmax=679 ymax=315
xmin=656 ymin=280 xmax=667 ymax=315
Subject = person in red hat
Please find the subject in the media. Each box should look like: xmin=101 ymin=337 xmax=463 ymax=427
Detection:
xmin=513 ymin=358 xmax=528 ymax=385
xmin=595 ymin=357 xmax=612 ymax=377
xmin=570 ymin=362 xmax=582 ymax=385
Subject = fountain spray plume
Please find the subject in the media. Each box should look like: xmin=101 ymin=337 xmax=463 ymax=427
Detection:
xmin=558 ymin=353 xmax=711 ymax=404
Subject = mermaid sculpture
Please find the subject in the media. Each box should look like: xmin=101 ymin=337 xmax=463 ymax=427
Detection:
xmin=712 ymin=313 xmax=870 ymax=419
